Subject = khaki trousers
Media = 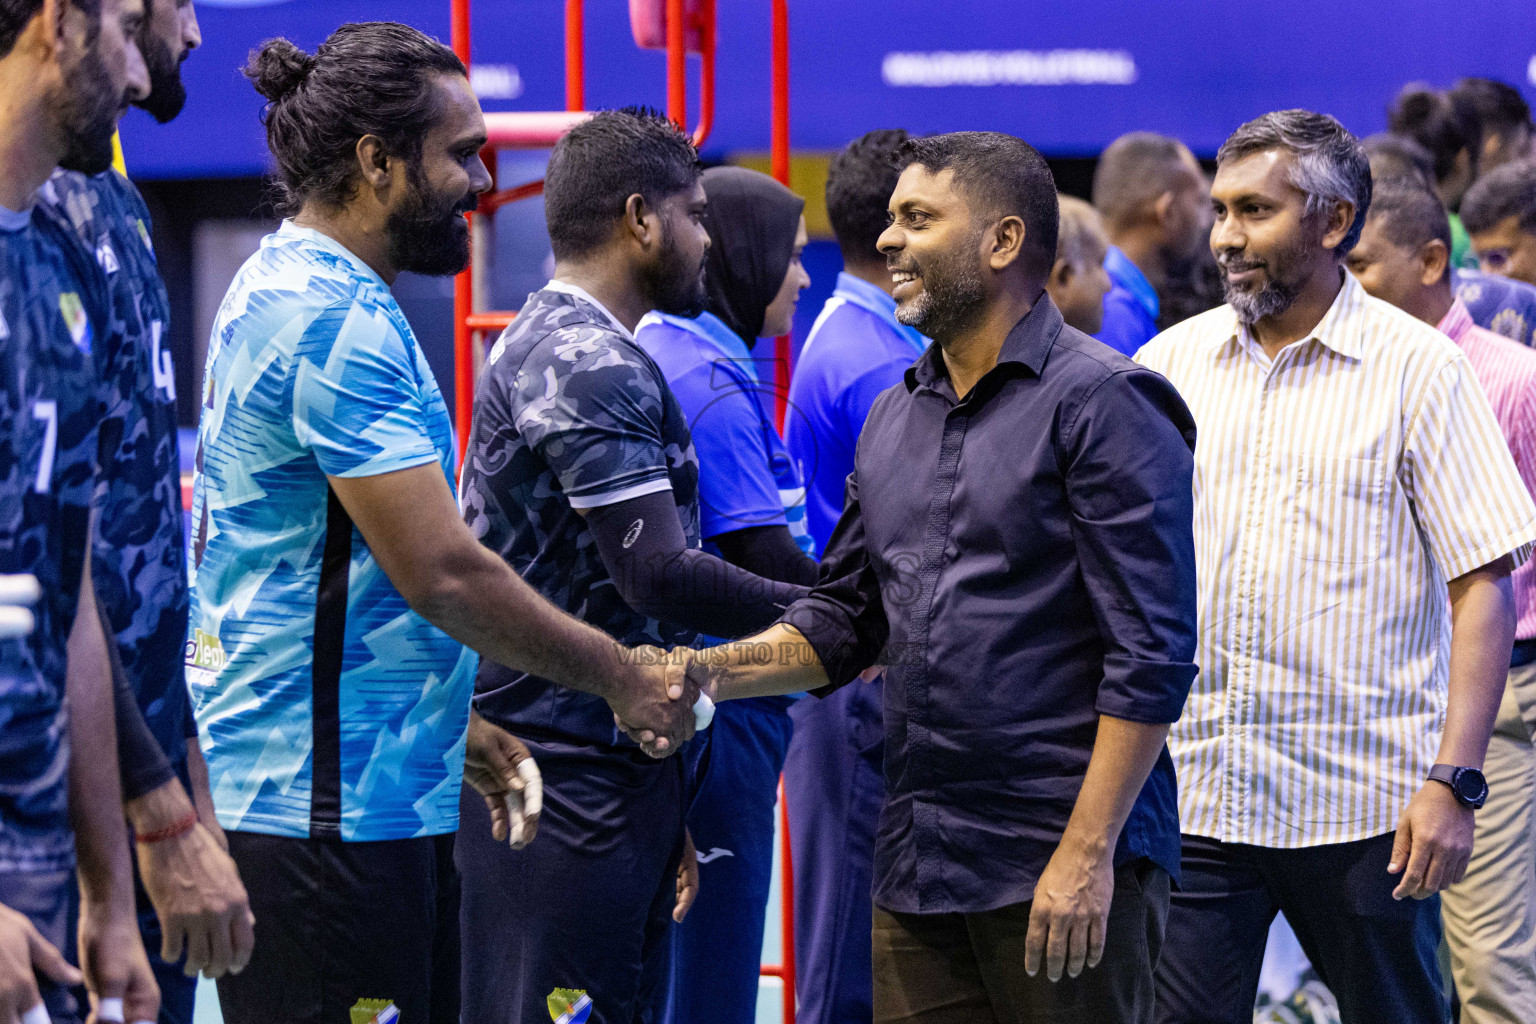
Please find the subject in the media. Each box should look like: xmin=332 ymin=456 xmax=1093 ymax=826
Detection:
xmin=1442 ymin=659 xmax=1536 ymax=1024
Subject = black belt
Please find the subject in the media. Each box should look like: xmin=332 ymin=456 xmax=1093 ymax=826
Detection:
xmin=1512 ymin=638 xmax=1536 ymax=668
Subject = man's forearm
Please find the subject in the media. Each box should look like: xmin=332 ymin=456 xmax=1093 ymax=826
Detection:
xmin=1438 ymin=562 xmax=1517 ymax=768
xmin=65 ymin=570 xmax=134 ymax=914
xmin=417 ymin=541 xmax=633 ymax=701
xmin=1058 ymin=716 xmax=1171 ymax=857
xmin=700 ymin=624 xmax=833 ymax=700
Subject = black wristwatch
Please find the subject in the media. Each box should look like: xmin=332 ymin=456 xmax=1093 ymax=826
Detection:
xmin=1427 ymin=764 xmax=1488 ymax=810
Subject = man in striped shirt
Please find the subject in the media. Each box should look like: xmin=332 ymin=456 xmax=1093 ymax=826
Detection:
xmin=1138 ymin=111 xmax=1536 ymax=1024
xmin=1346 ymin=175 xmax=1536 ymax=1024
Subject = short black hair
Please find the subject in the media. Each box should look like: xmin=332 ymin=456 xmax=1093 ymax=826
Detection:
xmin=894 ymin=131 xmax=1059 ymax=277
xmin=1461 ymin=159 xmax=1536 ymax=235
xmin=1366 ymin=177 xmax=1452 ymax=263
xmin=544 ymin=107 xmax=700 ymax=260
xmin=1092 ymin=132 xmax=1195 ymax=232
xmin=825 ymin=128 xmax=909 ymax=263
xmin=1387 ymin=85 xmax=1481 ymax=186
xmin=1218 ymin=109 xmax=1372 ymax=255
xmin=1 ymin=0 xmax=100 ymax=58
xmin=1452 ymin=77 xmax=1534 ymax=140
xmin=245 ymin=22 xmax=465 ymax=215
xmin=1362 ymin=133 xmax=1436 ymax=189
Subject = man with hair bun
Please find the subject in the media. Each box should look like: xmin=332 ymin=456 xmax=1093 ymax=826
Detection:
xmin=192 ymin=26 xmax=699 ymax=1024
xmin=1140 ymin=109 xmax=1535 ymax=1024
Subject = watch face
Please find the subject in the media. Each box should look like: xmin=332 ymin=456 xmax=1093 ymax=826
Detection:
xmin=1454 ymin=768 xmax=1488 ymax=804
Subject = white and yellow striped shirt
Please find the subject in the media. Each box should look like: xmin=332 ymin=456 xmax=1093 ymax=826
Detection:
xmin=1137 ymin=271 xmax=1536 ymax=848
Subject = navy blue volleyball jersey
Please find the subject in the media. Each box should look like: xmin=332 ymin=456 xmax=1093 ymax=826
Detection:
xmin=0 ymin=201 xmax=110 ymax=873
xmin=43 ymin=170 xmax=190 ymax=768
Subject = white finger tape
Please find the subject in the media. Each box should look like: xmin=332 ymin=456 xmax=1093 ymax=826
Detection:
xmin=98 ymin=997 xmax=125 ymax=1023
xmin=21 ymin=1002 xmax=51 ymax=1024
xmin=693 ymin=693 xmax=715 ymax=731
xmin=0 ymin=574 xmax=41 ymax=606
xmin=517 ymin=757 xmax=542 ymax=818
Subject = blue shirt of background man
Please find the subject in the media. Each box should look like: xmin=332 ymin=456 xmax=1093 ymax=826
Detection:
xmin=785 ymin=273 xmax=928 ymax=552
xmin=1455 ymin=267 xmax=1536 ymax=348
xmin=781 ymin=295 xmax=1198 ymax=915
xmin=42 ymin=169 xmax=192 ymax=775
xmin=0 ymin=202 xmax=110 ymax=874
xmin=1094 ymin=244 xmax=1160 ymax=357
xmin=637 ymin=309 xmax=815 ymax=559
xmin=188 ymin=221 xmax=476 ymax=843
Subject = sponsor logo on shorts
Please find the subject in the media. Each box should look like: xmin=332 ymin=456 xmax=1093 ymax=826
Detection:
xmin=350 ymin=999 xmax=399 ymax=1024
xmin=548 ymin=988 xmax=593 ymax=1024
xmin=695 ymin=847 xmax=735 ymax=864
xmin=184 ymin=628 xmax=226 ymax=672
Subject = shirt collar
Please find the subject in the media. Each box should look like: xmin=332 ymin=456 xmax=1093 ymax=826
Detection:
xmin=638 ymin=309 xmax=760 ymax=382
xmin=1437 ymin=297 xmax=1476 ymax=346
xmin=1104 ymin=245 xmax=1159 ymax=321
xmin=906 ymin=290 xmax=1064 ymax=394
xmin=543 ymin=278 xmax=635 ymax=340
xmin=1208 ymin=269 xmax=1370 ymax=360
xmin=0 ymin=203 xmax=31 ymax=232
xmin=275 ymin=220 xmax=387 ymax=289
xmin=832 ymin=272 xmax=930 ymax=355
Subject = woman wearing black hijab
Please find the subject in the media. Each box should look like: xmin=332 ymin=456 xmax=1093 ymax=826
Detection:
xmin=636 ymin=165 xmax=816 ymax=1024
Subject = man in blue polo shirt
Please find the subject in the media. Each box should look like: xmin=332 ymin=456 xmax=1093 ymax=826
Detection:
xmin=1090 ymin=132 xmax=1208 ymax=355
xmin=782 ymin=129 xmax=927 ymax=1024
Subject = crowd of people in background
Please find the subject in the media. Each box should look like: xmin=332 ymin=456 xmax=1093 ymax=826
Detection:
xmin=6 ymin=3 xmax=1536 ymax=1024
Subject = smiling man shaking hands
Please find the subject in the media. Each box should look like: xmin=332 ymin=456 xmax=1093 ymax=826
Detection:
xmin=622 ymin=131 xmax=1201 ymax=1024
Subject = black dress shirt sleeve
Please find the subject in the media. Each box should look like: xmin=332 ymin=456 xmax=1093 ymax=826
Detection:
xmin=1064 ymin=367 xmax=1200 ymax=724
xmin=782 ymin=468 xmax=890 ymax=694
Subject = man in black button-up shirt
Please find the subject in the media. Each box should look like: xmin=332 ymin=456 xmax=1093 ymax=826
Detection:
xmin=624 ymin=132 xmax=1198 ymax=1023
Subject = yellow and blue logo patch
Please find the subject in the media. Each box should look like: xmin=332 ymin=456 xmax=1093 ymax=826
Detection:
xmin=57 ymin=292 xmax=90 ymax=352
xmin=349 ymin=998 xmax=399 ymax=1024
xmin=548 ymin=988 xmax=593 ymax=1024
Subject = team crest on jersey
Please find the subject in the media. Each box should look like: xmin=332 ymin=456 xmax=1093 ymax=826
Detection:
xmin=349 ymin=999 xmax=398 ymax=1024
xmin=547 ymin=988 xmax=593 ymax=1024
xmin=95 ymin=238 xmax=119 ymax=275
xmin=57 ymin=292 xmax=90 ymax=351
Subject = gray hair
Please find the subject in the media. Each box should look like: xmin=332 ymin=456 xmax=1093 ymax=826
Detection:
xmin=1216 ymin=109 xmax=1372 ymax=255
xmin=1055 ymin=195 xmax=1108 ymax=270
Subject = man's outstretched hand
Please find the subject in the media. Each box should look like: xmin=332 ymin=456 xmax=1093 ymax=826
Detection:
xmin=463 ymin=711 xmax=543 ymax=849
xmin=606 ymin=646 xmax=699 ymax=757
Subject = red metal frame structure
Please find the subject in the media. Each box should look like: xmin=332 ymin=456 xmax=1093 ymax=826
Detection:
xmin=447 ymin=3 xmax=796 ymax=1021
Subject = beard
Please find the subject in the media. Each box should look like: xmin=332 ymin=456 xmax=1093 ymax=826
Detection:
xmin=386 ymin=167 xmax=476 ymax=277
xmin=136 ymin=29 xmax=188 ymax=124
xmin=56 ymin=47 xmax=122 ymax=175
xmin=1217 ymin=239 xmax=1311 ymax=325
xmin=640 ymin=223 xmax=707 ymax=318
xmin=890 ymin=232 xmax=987 ymax=340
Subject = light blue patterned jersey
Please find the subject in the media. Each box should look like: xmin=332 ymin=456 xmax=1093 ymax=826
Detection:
xmin=188 ymin=221 xmax=476 ymax=842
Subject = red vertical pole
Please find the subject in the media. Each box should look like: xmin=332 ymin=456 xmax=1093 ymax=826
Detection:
xmin=770 ymin=0 xmax=791 ymax=432
xmin=565 ymin=0 xmax=585 ymax=111
xmin=666 ymin=0 xmax=687 ymax=130
xmin=451 ymin=0 xmax=474 ymax=466
xmin=778 ymin=777 xmax=797 ymax=1024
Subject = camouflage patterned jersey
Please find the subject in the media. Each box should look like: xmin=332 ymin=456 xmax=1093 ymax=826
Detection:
xmin=460 ymin=281 xmax=701 ymax=750
xmin=0 ymin=201 xmax=110 ymax=873
xmin=43 ymin=170 xmax=190 ymax=771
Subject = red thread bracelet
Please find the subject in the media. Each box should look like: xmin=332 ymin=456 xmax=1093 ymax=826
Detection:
xmin=135 ymin=810 xmax=199 ymax=844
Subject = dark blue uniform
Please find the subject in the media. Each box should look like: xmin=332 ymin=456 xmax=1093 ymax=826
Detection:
xmin=457 ymin=282 xmax=701 ymax=1024
xmin=42 ymin=169 xmax=196 ymax=1023
xmin=0 ymin=199 xmax=111 ymax=1024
